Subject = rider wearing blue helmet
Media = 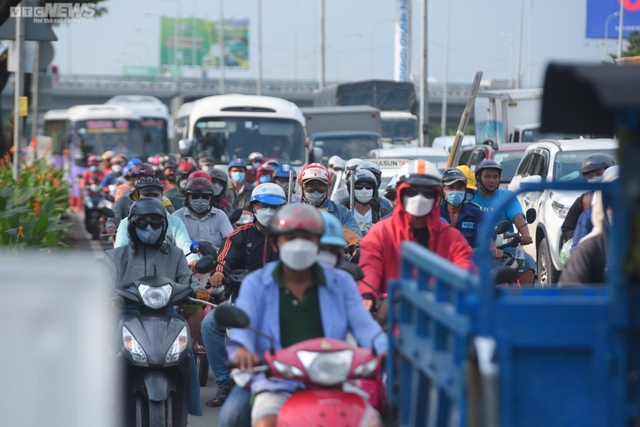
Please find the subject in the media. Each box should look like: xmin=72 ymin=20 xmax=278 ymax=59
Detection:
xmin=472 ymin=159 xmax=535 ymax=284
xmin=273 ymin=164 xmax=301 ymax=203
xmin=318 ymin=211 xmax=348 ymax=268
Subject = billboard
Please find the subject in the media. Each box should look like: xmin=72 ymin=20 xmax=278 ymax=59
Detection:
xmin=160 ymin=17 xmax=249 ymax=68
xmin=586 ymin=0 xmax=640 ymax=38
xmin=394 ymin=0 xmax=411 ymax=82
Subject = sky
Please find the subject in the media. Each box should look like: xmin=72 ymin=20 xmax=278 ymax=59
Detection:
xmin=47 ymin=0 xmax=623 ymax=87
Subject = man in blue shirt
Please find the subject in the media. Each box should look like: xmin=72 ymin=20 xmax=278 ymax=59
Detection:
xmin=472 ymin=160 xmax=536 ymax=285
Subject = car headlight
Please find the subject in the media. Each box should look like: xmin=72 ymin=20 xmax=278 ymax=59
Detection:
xmin=297 ymin=350 xmax=354 ymax=386
xmin=273 ymin=360 xmax=304 ymax=379
xmin=165 ymin=326 xmax=188 ymax=363
xmin=138 ymin=283 xmax=172 ymax=309
xmin=123 ymin=326 xmax=147 ymax=365
xmin=551 ymin=200 xmax=571 ymax=219
xmin=353 ymin=358 xmax=378 ymax=377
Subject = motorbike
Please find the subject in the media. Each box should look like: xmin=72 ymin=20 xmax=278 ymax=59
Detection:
xmin=83 ymin=184 xmax=114 ymax=240
xmin=492 ymin=208 xmax=537 ymax=286
xmin=116 ymin=275 xmax=198 ymax=427
xmin=215 ymin=305 xmax=384 ymax=427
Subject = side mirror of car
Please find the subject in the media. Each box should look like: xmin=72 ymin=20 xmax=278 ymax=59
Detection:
xmin=526 ymin=208 xmax=537 ymax=224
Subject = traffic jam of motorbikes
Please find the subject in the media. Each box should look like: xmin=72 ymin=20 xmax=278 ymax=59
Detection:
xmin=4 ymin=0 xmax=640 ymax=426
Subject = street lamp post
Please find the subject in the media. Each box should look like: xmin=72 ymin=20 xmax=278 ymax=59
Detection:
xmin=419 ymin=0 xmax=428 ymax=147
xmin=319 ymin=0 xmax=325 ymax=89
xmin=441 ymin=0 xmax=451 ymax=136
xmin=257 ymin=0 xmax=263 ymax=95
xmin=618 ymin=0 xmax=625 ymax=58
xmin=604 ymin=11 xmax=620 ymax=58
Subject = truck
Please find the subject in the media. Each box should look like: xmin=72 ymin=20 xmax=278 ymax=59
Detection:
xmin=313 ymin=80 xmax=419 ymax=146
xmin=301 ymin=106 xmax=381 ymax=136
xmin=474 ymin=88 xmax=542 ymax=144
xmin=386 ymin=64 xmax=640 ymax=427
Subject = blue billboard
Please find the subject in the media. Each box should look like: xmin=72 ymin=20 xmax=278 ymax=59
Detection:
xmin=586 ymin=0 xmax=640 ymax=38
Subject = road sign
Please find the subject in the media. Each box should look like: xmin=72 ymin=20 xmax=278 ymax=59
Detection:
xmin=18 ymin=96 xmax=28 ymax=116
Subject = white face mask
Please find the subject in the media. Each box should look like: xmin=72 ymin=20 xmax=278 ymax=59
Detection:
xmin=112 ymin=165 xmax=123 ymax=174
xmin=255 ymin=207 xmax=276 ymax=227
xmin=212 ymin=183 xmax=224 ymax=196
xmin=402 ymin=194 xmax=435 ymax=217
xmin=279 ymin=238 xmax=318 ymax=271
xmin=354 ymin=188 xmax=374 ymax=204
xmin=317 ymin=250 xmax=339 ymax=267
xmin=304 ymin=190 xmax=326 ymax=207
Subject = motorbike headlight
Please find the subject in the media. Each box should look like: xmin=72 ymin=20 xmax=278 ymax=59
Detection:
xmin=551 ymin=200 xmax=571 ymax=219
xmin=273 ymin=360 xmax=304 ymax=379
xmin=353 ymin=358 xmax=378 ymax=377
xmin=138 ymin=283 xmax=172 ymax=309
xmin=123 ymin=326 xmax=147 ymax=365
xmin=165 ymin=326 xmax=188 ymax=363
xmin=297 ymin=350 xmax=354 ymax=386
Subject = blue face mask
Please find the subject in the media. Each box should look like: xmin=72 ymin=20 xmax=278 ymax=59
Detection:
xmin=464 ymin=192 xmax=474 ymax=203
xmin=259 ymin=175 xmax=271 ymax=183
xmin=445 ymin=190 xmax=465 ymax=207
xmin=90 ymin=165 xmax=98 ymax=172
xmin=231 ymin=171 xmax=245 ymax=183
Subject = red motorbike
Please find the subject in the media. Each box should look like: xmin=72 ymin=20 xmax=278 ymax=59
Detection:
xmin=215 ymin=305 xmax=384 ymax=427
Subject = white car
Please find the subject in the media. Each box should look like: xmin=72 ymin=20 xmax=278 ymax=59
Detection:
xmin=507 ymin=138 xmax=618 ymax=286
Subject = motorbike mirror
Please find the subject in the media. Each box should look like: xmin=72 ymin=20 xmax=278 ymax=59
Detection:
xmin=104 ymin=193 xmax=115 ymax=203
xmin=338 ymin=262 xmax=364 ymax=281
xmin=311 ymin=147 xmax=323 ymax=163
xmin=215 ymin=305 xmax=251 ymax=329
xmin=493 ymin=266 xmax=519 ymax=285
xmin=228 ymin=208 xmax=244 ymax=225
xmin=190 ymin=241 xmax=200 ymax=254
xmin=99 ymin=207 xmax=115 ymax=218
xmin=178 ymin=138 xmax=193 ymax=156
xmin=198 ymin=241 xmax=218 ymax=257
xmin=194 ymin=255 xmax=216 ymax=274
xmin=526 ymin=208 xmax=537 ymax=224
xmin=494 ymin=220 xmax=512 ymax=235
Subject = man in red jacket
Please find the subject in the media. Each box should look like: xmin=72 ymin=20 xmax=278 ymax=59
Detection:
xmin=358 ymin=159 xmax=475 ymax=309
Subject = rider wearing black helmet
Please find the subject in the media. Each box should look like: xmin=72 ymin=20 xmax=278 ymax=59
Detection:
xmin=439 ymin=168 xmax=487 ymax=249
xmin=208 ymin=167 xmax=232 ymax=214
xmin=473 ymin=159 xmax=536 ymax=284
xmin=561 ymin=153 xmax=615 ymax=243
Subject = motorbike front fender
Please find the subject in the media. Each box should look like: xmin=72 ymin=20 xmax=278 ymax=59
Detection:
xmin=140 ymin=371 xmax=175 ymax=402
xmin=277 ymin=389 xmax=381 ymax=427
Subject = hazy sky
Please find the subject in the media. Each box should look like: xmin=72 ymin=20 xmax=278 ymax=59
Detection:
xmin=49 ymin=0 xmax=618 ymax=87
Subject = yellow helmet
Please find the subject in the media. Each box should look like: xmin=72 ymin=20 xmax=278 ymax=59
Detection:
xmin=456 ymin=165 xmax=477 ymax=190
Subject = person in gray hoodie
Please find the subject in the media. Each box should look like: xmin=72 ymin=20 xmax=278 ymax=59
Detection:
xmin=102 ymin=197 xmax=206 ymax=417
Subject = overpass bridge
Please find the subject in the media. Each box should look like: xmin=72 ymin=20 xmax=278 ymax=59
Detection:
xmin=1 ymin=74 xmax=477 ymax=128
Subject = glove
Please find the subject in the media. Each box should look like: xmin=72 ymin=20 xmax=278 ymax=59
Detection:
xmin=195 ymin=289 xmax=210 ymax=301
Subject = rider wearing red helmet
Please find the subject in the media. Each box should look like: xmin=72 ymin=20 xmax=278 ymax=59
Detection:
xmin=226 ymin=203 xmax=387 ymax=427
xmin=358 ymin=160 xmax=475 ymax=308
xmin=254 ymin=163 xmax=275 ymax=185
xmin=80 ymin=155 xmax=105 ymax=187
xmin=298 ymin=163 xmax=362 ymax=237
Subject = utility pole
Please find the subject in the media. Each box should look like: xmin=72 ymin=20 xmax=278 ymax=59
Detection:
xmin=319 ymin=0 xmax=325 ymax=89
xmin=419 ymin=0 xmax=428 ymax=147
xmin=13 ymin=10 xmax=24 ymax=179
xmin=219 ymin=0 xmax=225 ymax=94
xmin=516 ymin=0 xmax=524 ymax=89
xmin=618 ymin=0 xmax=625 ymax=58
xmin=257 ymin=0 xmax=262 ymax=95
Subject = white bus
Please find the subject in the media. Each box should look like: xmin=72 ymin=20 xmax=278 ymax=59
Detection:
xmin=172 ymin=101 xmax=194 ymax=154
xmin=177 ymin=94 xmax=308 ymax=166
xmin=105 ymin=95 xmax=171 ymax=155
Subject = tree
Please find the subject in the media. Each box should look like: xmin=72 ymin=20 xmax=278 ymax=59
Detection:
xmin=0 ymin=0 xmax=110 ymax=157
xmin=621 ymin=31 xmax=640 ymax=57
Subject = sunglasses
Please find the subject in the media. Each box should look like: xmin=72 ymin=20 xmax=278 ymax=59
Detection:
xmin=403 ymin=187 xmax=437 ymax=199
xmin=354 ymin=183 xmax=374 ymax=191
xmin=303 ymin=181 xmax=328 ymax=193
xmin=190 ymin=194 xmax=211 ymax=200
xmin=134 ymin=218 xmax=164 ymax=230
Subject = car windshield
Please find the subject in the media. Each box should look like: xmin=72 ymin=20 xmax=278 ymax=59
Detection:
xmin=313 ymin=135 xmax=380 ymax=162
xmin=193 ymin=117 xmax=306 ymax=166
xmin=554 ymin=149 xmax=617 ymax=181
xmin=493 ymin=151 xmax=526 ymax=183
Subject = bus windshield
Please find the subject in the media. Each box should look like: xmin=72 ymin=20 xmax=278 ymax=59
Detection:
xmin=74 ymin=119 xmax=144 ymax=166
xmin=141 ymin=118 xmax=169 ymax=156
xmin=193 ymin=117 xmax=306 ymax=165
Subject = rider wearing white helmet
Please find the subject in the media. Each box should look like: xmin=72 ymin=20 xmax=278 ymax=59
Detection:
xmin=358 ymin=159 xmax=475 ymax=309
xmin=331 ymin=158 xmax=363 ymax=204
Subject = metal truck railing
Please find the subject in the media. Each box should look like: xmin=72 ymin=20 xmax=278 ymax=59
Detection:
xmin=386 ymin=179 xmax=638 ymax=427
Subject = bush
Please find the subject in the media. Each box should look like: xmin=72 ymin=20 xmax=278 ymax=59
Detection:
xmin=0 ymin=151 xmax=72 ymax=248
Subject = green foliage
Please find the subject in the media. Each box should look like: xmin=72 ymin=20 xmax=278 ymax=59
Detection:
xmin=622 ymin=31 xmax=640 ymax=57
xmin=0 ymin=151 xmax=72 ymax=248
